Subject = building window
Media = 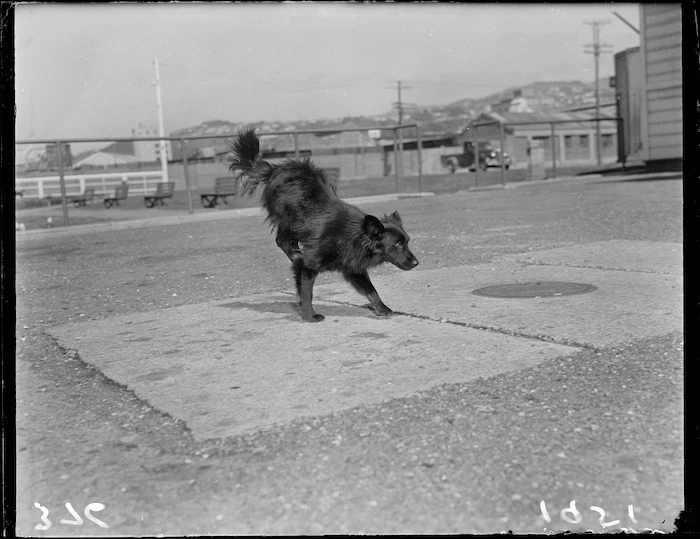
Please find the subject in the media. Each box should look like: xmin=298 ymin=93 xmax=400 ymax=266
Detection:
xmin=602 ymin=134 xmax=614 ymax=148
xmin=533 ymin=136 xmax=550 ymax=149
xmin=564 ymin=136 xmax=573 ymax=149
xmin=579 ymin=135 xmax=589 ymax=149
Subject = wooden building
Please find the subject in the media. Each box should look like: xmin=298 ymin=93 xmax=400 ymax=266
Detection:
xmin=638 ymin=4 xmax=682 ymax=162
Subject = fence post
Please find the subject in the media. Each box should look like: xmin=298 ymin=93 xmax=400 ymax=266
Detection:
xmin=595 ymin=117 xmax=602 ymax=167
xmin=294 ymin=130 xmax=300 ymax=159
xmin=397 ymin=127 xmax=404 ymax=178
xmin=617 ymin=118 xmax=627 ymax=170
xmin=393 ymin=128 xmax=400 ymax=194
xmin=181 ymin=139 xmax=194 ymax=215
xmin=550 ymin=122 xmax=557 ymax=179
xmin=79 ymin=175 xmax=86 ymax=194
xmin=56 ymin=142 xmax=69 ymax=226
xmin=499 ymin=122 xmax=506 ymax=186
xmin=473 ymin=125 xmax=479 ymax=187
xmin=416 ymin=124 xmax=423 ymax=193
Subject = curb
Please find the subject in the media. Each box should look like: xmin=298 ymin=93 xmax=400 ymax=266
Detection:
xmin=15 ymin=193 xmax=405 ymax=241
xmin=458 ymin=175 xmax=581 ymax=195
xmin=397 ymin=192 xmax=435 ymax=199
xmin=468 ymin=184 xmax=507 ymax=192
xmin=15 ymin=171 xmax=678 ymax=241
xmin=460 ymin=170 xmax=680 ymax=193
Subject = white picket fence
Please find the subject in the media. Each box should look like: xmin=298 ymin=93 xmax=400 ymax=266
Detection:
xmin=15 ymin=171 xmax=165 ymax=199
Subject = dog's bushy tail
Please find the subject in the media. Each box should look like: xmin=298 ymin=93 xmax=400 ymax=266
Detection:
xmin=227 ymin=127 xmax=275 ymax=197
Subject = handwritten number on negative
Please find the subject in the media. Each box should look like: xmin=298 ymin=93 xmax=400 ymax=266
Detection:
xmin=34 ymin=502 xmax=109 ymax=530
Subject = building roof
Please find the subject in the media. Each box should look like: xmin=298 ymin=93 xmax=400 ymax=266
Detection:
xmin=73 ymin=151 xmax=138 ymax=168
xmin=260 ymin=133 xmax=331 ymax=153
xmin=478 ymin=108 xmax=616 ymax=125
xmin=260 ymin=129 xmax=377 ymax=153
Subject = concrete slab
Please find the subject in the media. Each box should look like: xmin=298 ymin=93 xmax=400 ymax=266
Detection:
xmin=48 ymin=294 xmax=578 ymax=440
xmin=498 ymin=240 xmax=682 ymax=275
xmin=314 ymin=242 xmax=682 ymax=348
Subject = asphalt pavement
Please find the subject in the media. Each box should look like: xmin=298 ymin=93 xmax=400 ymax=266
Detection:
xmin=15 ymin=172 xmax=683 ymax=535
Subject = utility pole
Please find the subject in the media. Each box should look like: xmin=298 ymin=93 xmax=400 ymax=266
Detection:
xmin=152 ymin=59 xmax=169 ymax=183
xmin=584 ymin=20 xmax=612 ymax=167
xmin=387 ymin=80 xmax=413 ymax=177
xmin=387 ymin=80 xmax=414 ymax=125
xmin=396 ymin=80 xmax=409 ymax=125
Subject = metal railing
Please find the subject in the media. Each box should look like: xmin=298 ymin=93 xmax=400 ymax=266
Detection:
xmin=16 ymin=124 xmax=423 ymax=226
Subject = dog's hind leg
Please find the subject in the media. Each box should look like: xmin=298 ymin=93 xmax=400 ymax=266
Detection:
xmin=293 ymin=259 xmax=324 ymax=322
xmin=342 ymin=270 xmax=393 ymax=317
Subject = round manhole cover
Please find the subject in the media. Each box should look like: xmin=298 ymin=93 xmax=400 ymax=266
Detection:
xmin=472 ymin=281 xmax=596 ymax=298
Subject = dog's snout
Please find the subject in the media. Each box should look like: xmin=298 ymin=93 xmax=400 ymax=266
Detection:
xmin=411 ymin=257 xmax=419 ymax=268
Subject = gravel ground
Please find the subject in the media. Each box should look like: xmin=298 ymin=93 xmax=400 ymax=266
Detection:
xmin=14 ymin=173 xmax=683 ymax=535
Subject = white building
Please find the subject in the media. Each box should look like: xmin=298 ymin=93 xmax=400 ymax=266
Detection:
xmin=132 ymin=123 xmax=171 ymax=163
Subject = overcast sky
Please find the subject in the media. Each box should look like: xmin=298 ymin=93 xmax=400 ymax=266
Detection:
xmin=15 ymin=3 xmax=641 ymax=141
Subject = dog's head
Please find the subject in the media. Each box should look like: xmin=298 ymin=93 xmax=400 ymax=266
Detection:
xmin=363 ymin=211 xmax=419 ymax=270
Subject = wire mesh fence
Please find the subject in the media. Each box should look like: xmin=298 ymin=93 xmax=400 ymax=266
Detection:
xmin=15 ymin=118 xmax=622 ymax=229
xmin=15 ymin=124 xmax=424 ymax=227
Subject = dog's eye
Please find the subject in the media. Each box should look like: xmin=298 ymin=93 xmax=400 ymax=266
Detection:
xmin=395 ymin=240 xmax=404 ymax=248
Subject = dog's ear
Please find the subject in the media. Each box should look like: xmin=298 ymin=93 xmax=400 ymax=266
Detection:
xmin=383 ymin=211 xmax=403 ymax=227
xmin=363 ymin=215 xmax=385 ymax=238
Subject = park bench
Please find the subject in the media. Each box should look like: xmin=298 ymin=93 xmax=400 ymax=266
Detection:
xmin=144 ymin=181 xmax=175 ymax=208
xmin=200 ymin=176 xmax=238 ymax=208
xmin=43 ymin=190 xmax=63 ymax=206
xmin=103 ymin=184 xmax=129 ymax=208
xmin=68 ymin=187 xmax=95 ymax=207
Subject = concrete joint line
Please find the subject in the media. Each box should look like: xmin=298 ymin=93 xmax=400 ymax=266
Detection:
xmin=513 ymin=260 xmax=680 ymax=276
xmin=317 ymin=295 xmax=592 ymax=351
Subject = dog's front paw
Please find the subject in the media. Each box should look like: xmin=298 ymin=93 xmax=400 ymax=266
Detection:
xmin=374 ymin=306 xmax=393 ymax=317
xmin=302 ymin=313 xmax=325 ymax=322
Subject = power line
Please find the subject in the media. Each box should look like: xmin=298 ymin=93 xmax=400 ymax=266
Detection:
xmin=583 ymin=19 xmax=613 ymax=167
xmin=612 ymin=11 xmax=640 ymax=34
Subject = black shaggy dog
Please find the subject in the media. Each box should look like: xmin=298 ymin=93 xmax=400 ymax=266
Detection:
xmin=228 ymin=127 xmax=419 ymax=322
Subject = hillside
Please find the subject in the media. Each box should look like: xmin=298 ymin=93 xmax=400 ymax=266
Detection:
xmin=442 ymin=79 xmax=614 ymax=114
xmin=171 ymin=79 xmax=615 ymax=144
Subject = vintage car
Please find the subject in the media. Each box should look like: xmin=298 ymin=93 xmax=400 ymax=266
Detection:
xmin=441 ymin=142 xmax=513 ymax=173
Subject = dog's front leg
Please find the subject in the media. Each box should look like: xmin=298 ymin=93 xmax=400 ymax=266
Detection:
xmin=294 ymin=260 xmax=324 ymax=322
xmin=343 ymin=271 xmax=393 ymax=317
xmin=276 ymin=229 xmax=301 ymax=262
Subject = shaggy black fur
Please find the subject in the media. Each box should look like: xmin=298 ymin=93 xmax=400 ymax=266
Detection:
xmin=228 ymin=127 xmax=418 ymax=322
